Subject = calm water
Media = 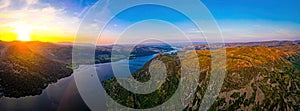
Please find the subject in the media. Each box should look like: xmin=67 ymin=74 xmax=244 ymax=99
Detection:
xmin=0 ymin=54 xmax=158 ymax=111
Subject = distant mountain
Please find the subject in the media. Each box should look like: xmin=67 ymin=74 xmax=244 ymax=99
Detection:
xmin=184 ymin=40 xmax=300 ymax=50
xmin=225 ymin=40 xmax=300 ymax=47
xmin=103 ymin=44 xmax=300 ymax=110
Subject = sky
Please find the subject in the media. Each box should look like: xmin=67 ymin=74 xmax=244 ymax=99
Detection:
xmin=0 ymin=0 xmax=299 ymax=43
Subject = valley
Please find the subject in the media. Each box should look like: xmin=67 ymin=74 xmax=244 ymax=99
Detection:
xmin=0 ymin=40 xmax=299 ymax=110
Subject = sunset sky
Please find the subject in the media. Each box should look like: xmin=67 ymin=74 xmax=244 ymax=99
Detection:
xmin=0 ymin=0 xmax=299 ymax=43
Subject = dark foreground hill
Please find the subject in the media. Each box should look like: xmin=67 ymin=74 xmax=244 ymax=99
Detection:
xmin=103 ymin=45 xmax=300 ymax=110
xmin=0 ymin=41 xmax=73 ymax=97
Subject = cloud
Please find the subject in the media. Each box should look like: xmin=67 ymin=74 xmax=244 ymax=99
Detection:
xmin=0 ymin=0 xmax=81 ymax=41
xmin=0 ymin=0 xmax=36 ymax=10
xmin=25 ymin=0 xmax=38 ymax=5
xmin=0 ymin=0 xmax=10 ymax=9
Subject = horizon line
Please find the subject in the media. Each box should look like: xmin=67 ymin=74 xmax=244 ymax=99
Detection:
xmin=1 ymin=39 xmax=299 ymax=46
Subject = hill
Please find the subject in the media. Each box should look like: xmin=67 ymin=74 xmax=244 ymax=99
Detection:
xmin=0 ymin=41 xmax=73 ymax=97
xmin=192 ymin=46 xmax=300 ymax=110
xmin=103 ymin=45 xmax=300 ymax=110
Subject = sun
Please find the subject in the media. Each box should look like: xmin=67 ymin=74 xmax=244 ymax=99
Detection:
xmin=16 ymin=28 xmax=31 ymax=41
xmin=15 ymin=23 xmax=32 ymax=41
xmin=9 ymin=21 xmax=32 ymax=41
xmin=6 ymin=21 xmax=50 ymax=42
